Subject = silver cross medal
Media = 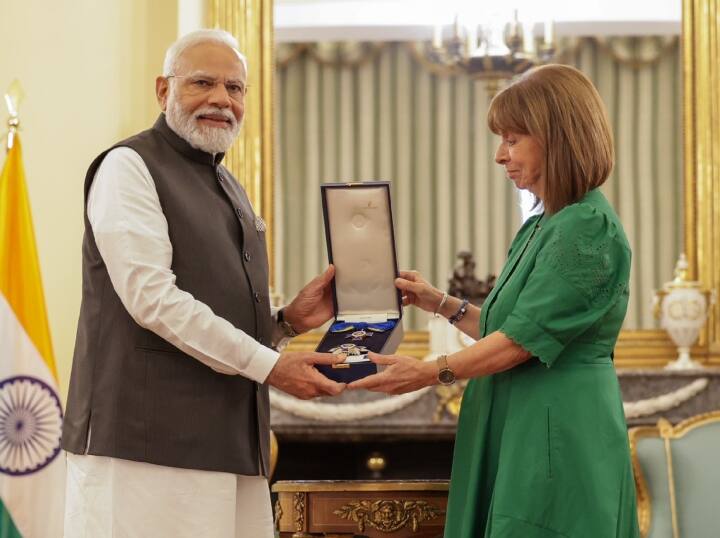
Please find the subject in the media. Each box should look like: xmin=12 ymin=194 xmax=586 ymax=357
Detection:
xmin=329 ymin=343 xmax=369 ymax=356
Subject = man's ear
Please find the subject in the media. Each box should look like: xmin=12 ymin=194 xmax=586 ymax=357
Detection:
xmin=156 ymin=76 xmax=169 ymax=111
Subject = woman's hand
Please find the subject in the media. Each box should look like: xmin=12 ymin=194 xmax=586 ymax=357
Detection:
xmin=347 ymin=353 xmax=436 ymax=394
xmin=395 ymin=270 xmax=445 ymax=314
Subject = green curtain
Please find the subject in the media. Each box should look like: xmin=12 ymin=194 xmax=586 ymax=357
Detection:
xmin=275 ymin=38 xmax=683 ymax=330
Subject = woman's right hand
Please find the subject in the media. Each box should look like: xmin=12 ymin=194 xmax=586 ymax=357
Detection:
xmin=395 ymin=270 xmax=445 ymax=314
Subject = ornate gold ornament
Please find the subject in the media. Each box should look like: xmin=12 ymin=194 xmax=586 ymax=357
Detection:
xmin=366 ymin=452 xmax=387 ymax=474
xmin=333 ymin=499 xmax=444 ymax=533
xmin=273 ymin=500 xmax=283 ymax=530
xmin=292 ymin=492 xmax=307 ymax=533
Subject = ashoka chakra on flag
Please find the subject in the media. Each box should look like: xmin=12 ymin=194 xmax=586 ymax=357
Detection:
xmin=0 ymin=375 xmax=63 ymax=476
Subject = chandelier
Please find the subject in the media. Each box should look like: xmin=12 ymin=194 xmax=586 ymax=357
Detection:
xmin=421 ymin=8 xmax=557 ymax=83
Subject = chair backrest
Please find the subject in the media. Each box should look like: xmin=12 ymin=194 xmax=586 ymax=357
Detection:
xmin=630 ymin=411 xmax=720 ymax=538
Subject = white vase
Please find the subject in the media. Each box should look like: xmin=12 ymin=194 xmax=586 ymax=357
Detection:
xmin=654 ymin=254 xmax=714 ymax=370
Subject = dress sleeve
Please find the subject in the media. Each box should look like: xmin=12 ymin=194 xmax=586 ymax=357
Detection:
xmin=498 ymin=206 xmax=631 ymax=367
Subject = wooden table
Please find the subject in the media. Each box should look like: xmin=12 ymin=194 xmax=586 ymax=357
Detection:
xmin=272 ymin=480 xmax=449 ymax=537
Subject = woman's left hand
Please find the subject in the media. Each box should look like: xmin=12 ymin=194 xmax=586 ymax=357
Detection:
xmin=348 ymin=353 xmax=437 ymax=394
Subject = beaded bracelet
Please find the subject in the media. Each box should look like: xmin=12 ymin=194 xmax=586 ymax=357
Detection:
xmin=448 ymin=298 xmax=469 ymax=325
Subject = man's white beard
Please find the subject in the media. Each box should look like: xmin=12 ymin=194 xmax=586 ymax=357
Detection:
xmin=165 ymin=92 xmax=241 ymax=155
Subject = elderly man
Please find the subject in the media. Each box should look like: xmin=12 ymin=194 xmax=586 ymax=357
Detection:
xmin=61 ymin=29 xmax=343 ymax=537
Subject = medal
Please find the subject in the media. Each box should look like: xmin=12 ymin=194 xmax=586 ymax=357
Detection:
xmin=346 ymin=330 xmax=373 ymax=341
xmin=329 ymin=343 xmax=369 ymax=356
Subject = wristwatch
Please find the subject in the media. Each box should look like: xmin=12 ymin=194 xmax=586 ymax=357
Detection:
xmin=277 ymin=308 xmax=299 ymax=338
xmin=436 ymin=354 xmax=456 ymax=386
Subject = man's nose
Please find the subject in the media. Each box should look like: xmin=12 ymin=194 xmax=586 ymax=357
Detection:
xmin=207 ymin=82 xmax=231 ymax=107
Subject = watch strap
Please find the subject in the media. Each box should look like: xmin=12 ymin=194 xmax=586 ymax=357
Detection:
xmin=277 ymin=308 xmax=299 ymax=337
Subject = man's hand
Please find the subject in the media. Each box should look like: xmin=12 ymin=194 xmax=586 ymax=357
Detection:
xmin=283 ymin=265 xmax=335 ymax=333
xmin=266 ymin=351 xmax=346 ymax=399
xmin=347 ymin=353 xmax=437 ymax=394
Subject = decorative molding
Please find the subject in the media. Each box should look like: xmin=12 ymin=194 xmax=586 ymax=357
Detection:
xmin=594 ymin=36 xmax=678 ymax=68
xmin=623 ymin=378 xmax=708 ymax=418
xmin=273 ymin=499 xmax=283 ymax=530
xmin=270 ymin=386 xmax=430 ymax=421
xmin=292 ymin=491 xmax=307 ymax=533
xmin=273 ymin=481 xmax=449 ymax=493
xmin=683 ymin=0 xmax=720 ymax=357
xmin=333 ymin=499 xmax=443 ymax=533
xmin=276 ymin=41 xmax=386 ymax=68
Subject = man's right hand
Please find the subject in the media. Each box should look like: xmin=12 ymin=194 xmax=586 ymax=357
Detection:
xmin=266 ymin=351 xmax=347 ymax=399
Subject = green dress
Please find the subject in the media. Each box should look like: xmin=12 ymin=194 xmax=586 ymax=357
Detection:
xmin=445 ymin=190 xmax=640 ymax=537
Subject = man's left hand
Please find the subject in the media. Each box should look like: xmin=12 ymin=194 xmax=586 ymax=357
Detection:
xmin=283 ymin=265 xmax=335 ymax=333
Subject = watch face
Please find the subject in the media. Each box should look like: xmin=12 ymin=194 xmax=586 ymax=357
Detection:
xmin=438 ymin=368 xmax=455 ymax=385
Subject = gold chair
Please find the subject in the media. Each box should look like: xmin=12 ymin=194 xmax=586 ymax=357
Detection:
xmin=629 ymin=411 xmax=720 ymax=538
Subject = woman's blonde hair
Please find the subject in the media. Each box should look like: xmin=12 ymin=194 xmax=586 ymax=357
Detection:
xmin=487 ymin=64 xmax=614 ymax=214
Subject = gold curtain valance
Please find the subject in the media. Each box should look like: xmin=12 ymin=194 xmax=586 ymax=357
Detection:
xmin=276 ymin=42 xmax=386 ymax=69
xmin=277 ymin=36 xmax=680 ymax=75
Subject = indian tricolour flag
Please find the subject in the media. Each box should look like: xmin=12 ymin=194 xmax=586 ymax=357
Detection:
xmin=0 ymin=135 xmax=64 ymax=537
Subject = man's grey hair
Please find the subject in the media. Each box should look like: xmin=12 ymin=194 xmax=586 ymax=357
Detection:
xmin=163 ymin=29 xmax=248 ymax=76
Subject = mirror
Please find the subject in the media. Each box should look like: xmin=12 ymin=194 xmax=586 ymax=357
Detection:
xmin=209 ymin=0 xmax=720 ymax=367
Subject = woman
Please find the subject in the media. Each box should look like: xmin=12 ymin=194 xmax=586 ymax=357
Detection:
xmin=349 ymin=64 xmax=640 ymax=537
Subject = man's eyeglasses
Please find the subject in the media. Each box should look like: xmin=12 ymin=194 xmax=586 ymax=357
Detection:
xmin=166 ymin=75 xmax=249 ymax=100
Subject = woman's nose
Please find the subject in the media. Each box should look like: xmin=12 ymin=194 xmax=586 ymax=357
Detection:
xmin=495 ymin=144 xmax=508 ymax=164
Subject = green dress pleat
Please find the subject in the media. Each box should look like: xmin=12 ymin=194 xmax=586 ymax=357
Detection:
xmin=444 ymin=190 xmax=640 ymax=538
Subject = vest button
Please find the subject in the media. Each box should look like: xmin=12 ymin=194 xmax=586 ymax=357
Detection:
xmin=254 ymin=292 xmax=261 ymax=303
xmin=244 ymin=251 xmax=251 ymax=262
xmin=236 ymin=207 xmax=243 ymax=219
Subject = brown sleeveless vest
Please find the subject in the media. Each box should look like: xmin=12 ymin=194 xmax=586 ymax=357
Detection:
xmin=62 ymin=115 xmax=273 ymax=476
